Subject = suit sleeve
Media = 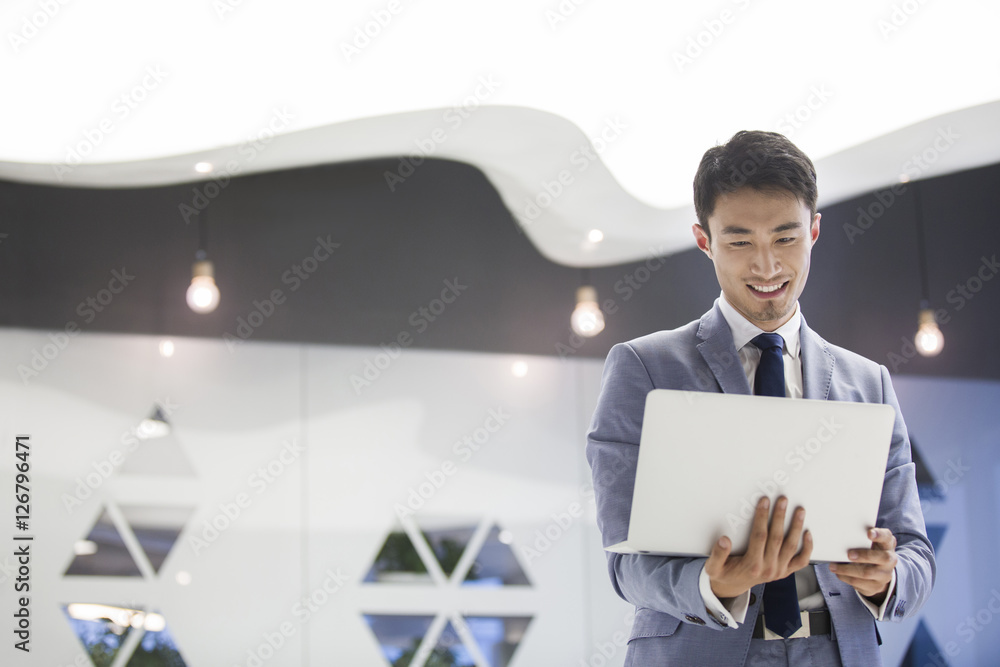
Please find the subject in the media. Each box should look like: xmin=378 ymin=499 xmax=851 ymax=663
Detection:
xmin=586 ymin=342 xmax=732 ymax=629
xmin=874 ymin=365 xmax=936 ymax=621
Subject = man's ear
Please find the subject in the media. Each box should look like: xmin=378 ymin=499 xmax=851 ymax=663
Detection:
xmin=692 ymin=223 xmax=713 ymax=258
xmin=810 ymin=213 xmax=821 ymax=245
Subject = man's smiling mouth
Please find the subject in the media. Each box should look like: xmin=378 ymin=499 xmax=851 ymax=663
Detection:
xmin=748 ymin=281 xmax=789 ymax=294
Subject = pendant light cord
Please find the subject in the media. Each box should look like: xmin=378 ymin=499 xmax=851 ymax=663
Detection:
xmin=913 ymin=182 xmax=930 ymax=308
xmin=196 ymin=209 xmax=208 ymax=261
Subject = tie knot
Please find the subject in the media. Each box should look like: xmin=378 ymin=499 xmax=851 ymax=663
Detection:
xmin=752 ymin=332 xmax=784 ymax=352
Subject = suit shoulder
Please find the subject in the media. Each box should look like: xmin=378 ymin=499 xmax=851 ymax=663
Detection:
xmin=602 ymin=319 xmax=704 ymax=384
xmin=828 ymin=340 xmax=880 ymax=368
xmin=815 ymin=334 xmax=886 ymax=379
xmin=615 ymin=319 xmax=701 ymax=357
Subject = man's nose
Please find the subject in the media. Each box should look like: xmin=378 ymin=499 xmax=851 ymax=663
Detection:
xmin=751 ymin=248 xmax=781 ymax=277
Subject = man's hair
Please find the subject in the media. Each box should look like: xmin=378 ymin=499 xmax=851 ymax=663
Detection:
xmin=693 ymin=130 xmax=818 ymax=242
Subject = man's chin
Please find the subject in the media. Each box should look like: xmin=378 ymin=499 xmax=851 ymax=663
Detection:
xmin=742 ymin=303 xmax=794 ymax=329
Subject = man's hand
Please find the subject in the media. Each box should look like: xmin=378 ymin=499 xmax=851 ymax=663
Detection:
xmin=829 ymin=527 xmax=897 ymax=604
xmin=704 ymin=496 xmax=813 ymax=599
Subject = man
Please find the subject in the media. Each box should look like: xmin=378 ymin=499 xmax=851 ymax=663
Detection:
xmin=586 ymin=131 xmax=934 ymax=666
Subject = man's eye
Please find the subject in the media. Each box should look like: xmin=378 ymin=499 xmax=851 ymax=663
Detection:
xmin=778 ymin=237 xmax=796 ymax=243
xmin=730 ymin=241 xmax=749 ymax=247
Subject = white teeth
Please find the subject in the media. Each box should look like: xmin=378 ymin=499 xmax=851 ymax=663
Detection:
xmin=750 ymin=283 xmax=783 ymax=293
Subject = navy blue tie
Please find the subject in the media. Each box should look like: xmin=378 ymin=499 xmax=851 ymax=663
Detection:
xmin=751 ymin=333 xmax=802 ymax=638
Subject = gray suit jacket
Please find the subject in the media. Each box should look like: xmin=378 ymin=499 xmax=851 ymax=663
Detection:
xmin=586 ymin=304 xmax=935 ymax=666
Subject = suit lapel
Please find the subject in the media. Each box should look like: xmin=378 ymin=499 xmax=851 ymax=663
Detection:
xmin=799 ymin=315 xmax=835 ymax=401
xmin=695 ymin=305 xmax=835 ymax=399
xmin=696 ymin=304 xmax=752 ymax=395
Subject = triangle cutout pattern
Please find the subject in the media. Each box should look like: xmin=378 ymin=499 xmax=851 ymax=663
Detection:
xmin=119 ymin=505 xmax=194 ymax=575
xmin=424 ymin=526 xmax=475 ymax=578
xmin=364 ymin=614 xmax=435 ymax=666
xmin=429 ymin=621 xmax=475 ymax=666
xmin=125 ymin=617 xmax=188 ymax=666
xmin=65 ymin=508 xmax=142 ymax=577
xmin=925 ymin=523 xmax=947 ymax=554
xmin=910 ymin=437 xmax=944 ymax=502
xmin=463 ymin=524 xmax=530 ymax=587
xmin=364 ymin=529 xmax=432 ymax=584
xmin=61 ymin=603 xmax=138 ymax=667
xmin=118 ymin=431 xmax=197 ymax=478
xmin=901 ymin=619 xmax=950 ymax=667
xmin=464 ymin=616 xmax=533 ymax=667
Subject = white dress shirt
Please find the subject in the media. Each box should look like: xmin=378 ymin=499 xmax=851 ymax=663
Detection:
xmin=697 ymin=293 xmax=896 ymax=629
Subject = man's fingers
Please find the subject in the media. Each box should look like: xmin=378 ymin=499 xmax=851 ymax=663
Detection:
xmin=786 ymin=529 xmax=813 ymax=572
xmin=832 ymin=527 xmax=896 ymax=600
xmin=745 ymin=496 xmax=770 ymax=560
xmin=832 ymin=564 xmax=892 ymax=599
xmin=778 ymin=507 xmax=806 ymax=563
xmin=829 ymin=562 xmax=866 ymax=579
xmin=831 ymin=570 xmax=875 ymax=594
xmin=830 ymin=560 xmax=891 ymax=583
xmin=765 ymin=496 xmax=788 ymax=555
xmin=705 ymin=535 xmax=732 ymax=578
xmin=848 ymin=547 xmax=895 ymax=566
xmin=868 ymin=527 xmax=897 ymax=551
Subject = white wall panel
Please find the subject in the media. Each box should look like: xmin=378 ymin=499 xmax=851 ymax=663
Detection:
xmin=0 ymin=328 xmax=629 ymax=666
xmin=0 ymin=329 xmax=303 ymax=666
xmin=303 ymin=346 xmax=600 ymax=664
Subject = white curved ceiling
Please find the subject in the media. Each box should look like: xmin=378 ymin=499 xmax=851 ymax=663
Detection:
xmin=2 ymin=0 xmax=999 ymax=266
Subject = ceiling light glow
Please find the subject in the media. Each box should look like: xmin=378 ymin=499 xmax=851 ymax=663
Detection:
xmin=571 ymin=286 xmax=605 ymax=338
xmin=187 ymin=261 xmax=220 ymax=314
xmin=915 ymin=309 xmax=944 ymax=356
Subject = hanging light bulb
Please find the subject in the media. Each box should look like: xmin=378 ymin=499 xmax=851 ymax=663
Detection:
xmin=187 ymin=208 xmax=220 ymax=314
xmin=910 ymin=184 xmax=943 ymax=358
xmin=186 ymin=255 xmax=220 ymax=314
xmin=914 ymin=308 xmax=944 ymax=357
xmin=571 ymin=286 xmax=605 ymax=337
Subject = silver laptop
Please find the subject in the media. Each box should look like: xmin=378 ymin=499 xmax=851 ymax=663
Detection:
xmin=605 ymin=389 xmax=896 ymax=563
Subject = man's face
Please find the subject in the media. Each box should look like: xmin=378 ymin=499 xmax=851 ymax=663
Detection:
xmin=692 ymin=188 xmax=821 ymax=332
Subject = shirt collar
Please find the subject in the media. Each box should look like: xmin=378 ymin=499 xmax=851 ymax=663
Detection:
xmin=716 ymin=292 xmax=801 ymax=359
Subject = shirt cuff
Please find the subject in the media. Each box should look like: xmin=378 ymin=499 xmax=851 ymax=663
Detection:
xmin=698 ymin=564 xmax=750 ymax=628
xmin=856 ymin=568 xmax=897 ymax=620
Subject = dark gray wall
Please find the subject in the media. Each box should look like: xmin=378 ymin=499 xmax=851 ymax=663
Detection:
xmin=801 ymin=163 xmax=1000 ymax=380
xmin=1 ymin=158 xmax=998 ymax=379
